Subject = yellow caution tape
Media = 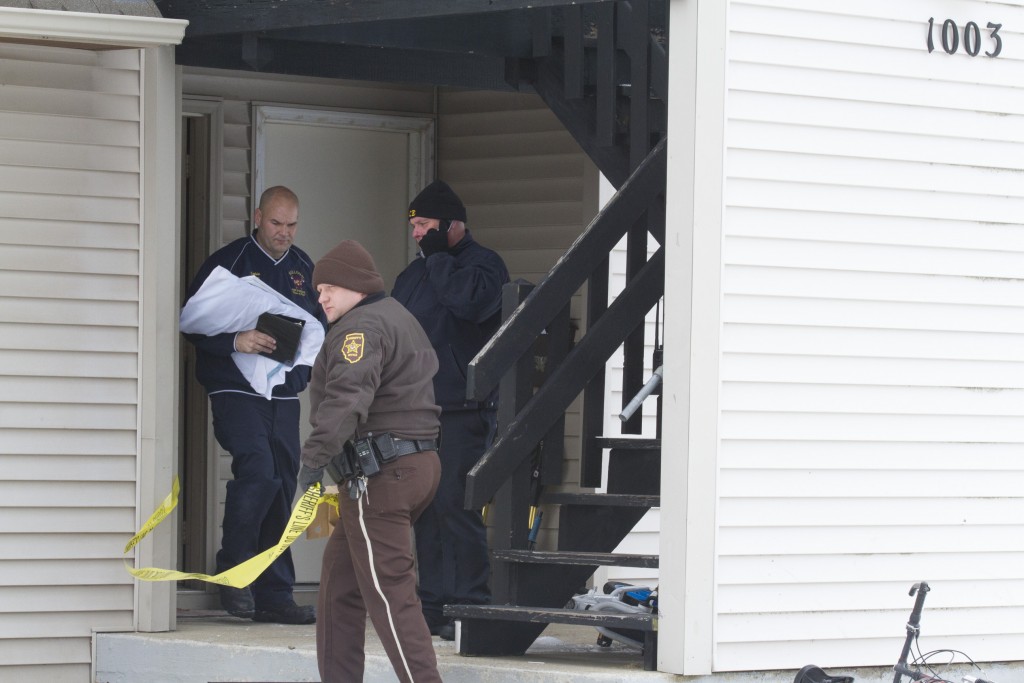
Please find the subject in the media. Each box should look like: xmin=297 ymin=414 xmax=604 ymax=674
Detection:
xmin=124 ymin=476 xmax=181 ymax=554
xmin=124 ymin=480 xmax=339 ymax=588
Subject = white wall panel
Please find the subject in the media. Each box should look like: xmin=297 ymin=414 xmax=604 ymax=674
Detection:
xmin=726 ymin=208 xmax=1024 ymax=250
xmin=719 ymin=552 xmax=1024 ymax=583
xmin=723 ymin=353 xmax=1024 ymax=388
xmin=717 ymin=0 xmax=1024 ymax=671
xmin=722 ymin=440 xmax=1023 ymax=468
xmin=0 ymin=40 xmax=143 ymax=679
xmin=0 ymin=639 xmax=92 ymax=667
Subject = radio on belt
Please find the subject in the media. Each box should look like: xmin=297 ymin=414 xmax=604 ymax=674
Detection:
xmin=353 ymin=437 xmax=380 ymax=478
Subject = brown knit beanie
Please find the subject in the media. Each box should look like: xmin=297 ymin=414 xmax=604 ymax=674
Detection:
xmin=313 ymin=240 xmax=385 ymax=293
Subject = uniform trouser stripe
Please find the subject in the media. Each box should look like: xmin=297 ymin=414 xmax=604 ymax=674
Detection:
xmin=317 ymin=452 xmax=441 ymax=683
xmin=356 ymin=482 xmax=416 ymax=682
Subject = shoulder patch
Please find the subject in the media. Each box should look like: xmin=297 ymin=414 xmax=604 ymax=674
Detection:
xmin=341 ymin=332 xmax=364 ymax=364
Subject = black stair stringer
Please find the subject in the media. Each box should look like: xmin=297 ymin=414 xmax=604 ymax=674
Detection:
xmin=456 ymin=618 xmax=548 ymax=657
xmin=450 ymin=562 xmax=597 ymax=657
xmin=526 ymin=48 xmax=631 ymax=188
xmin=607 ymin=446 xmax=661 ymax=495
xmin=557 ymin=502 xmax=651 ymax=552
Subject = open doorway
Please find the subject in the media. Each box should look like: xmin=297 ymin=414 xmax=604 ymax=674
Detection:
xmin=176 ymin=101 xmax=434 ymax=602
xmin=178 ymin=100 xmax=222 ymax=601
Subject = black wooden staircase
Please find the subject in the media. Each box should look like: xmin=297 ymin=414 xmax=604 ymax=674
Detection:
xmin=450 ymin=1 xmax=669 ymax=670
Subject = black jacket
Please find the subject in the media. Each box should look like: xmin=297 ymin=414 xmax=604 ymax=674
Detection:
xmin=392 ymin=231 xmax=509 ymax=410
xmin=182 ymin=235 xmax=325 ymax=397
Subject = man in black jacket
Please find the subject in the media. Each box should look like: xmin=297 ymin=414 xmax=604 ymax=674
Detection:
xmin=392 ymin=180 xmax=510 ymax=639
xmin=182 ymin=186 xmax=324 ymax=624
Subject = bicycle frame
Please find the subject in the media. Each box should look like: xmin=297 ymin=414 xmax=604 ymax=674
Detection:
xmin=893 ymin=581 xmax=931 ymax=683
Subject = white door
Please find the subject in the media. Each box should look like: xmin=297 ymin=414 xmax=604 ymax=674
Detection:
xmin=253 ymin=106 xmax=434 ymax=583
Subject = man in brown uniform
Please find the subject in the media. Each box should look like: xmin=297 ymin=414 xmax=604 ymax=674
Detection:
xmin=297 ymin=240 xmax=443 ymax=683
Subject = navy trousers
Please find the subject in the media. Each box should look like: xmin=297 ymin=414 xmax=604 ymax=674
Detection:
xmin=414 ymin=409 xmax=495 ymax=626
xmin=210 ymin=393 xmax=300 ymax=608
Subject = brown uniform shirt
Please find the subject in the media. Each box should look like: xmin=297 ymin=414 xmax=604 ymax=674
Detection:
xmin=301 ymin=294 xmax=441 ymax=470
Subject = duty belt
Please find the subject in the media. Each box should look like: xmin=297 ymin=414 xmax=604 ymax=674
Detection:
xmin=326 ymin=432 xmax=439 ymax=485
xmin=387 ymin=437 xmax=439 ymax=457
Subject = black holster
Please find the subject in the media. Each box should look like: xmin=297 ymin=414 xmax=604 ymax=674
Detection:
xmin=325 ymin=433 xmax=438 ymax=484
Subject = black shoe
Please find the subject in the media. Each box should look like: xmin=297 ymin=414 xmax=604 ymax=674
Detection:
xmin=426 ymin=617 xmax=450 ymax=636
xmin=253 ymin=602 xmax=316 ymax=625
xmin=437 ymin=621 xmax=456 ymax=641
xmin=220 ymin=586 xmax=254 ymax=619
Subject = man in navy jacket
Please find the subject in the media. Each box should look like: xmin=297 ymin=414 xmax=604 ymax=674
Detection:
xmin=392 ymin=180 xmax=510 ymax=639
xmin=183 ymin=185 xmax=325 ymax=624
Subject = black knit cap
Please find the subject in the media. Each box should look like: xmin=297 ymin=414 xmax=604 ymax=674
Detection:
xmin=313 ymin=240 xmax=385 ymax=294
xmin=408 ymin=180 xmax=467 ymax=222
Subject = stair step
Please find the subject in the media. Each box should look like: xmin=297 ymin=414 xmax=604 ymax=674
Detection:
xmin=493 ymin=549 xmax=659 ymax=568
xmin=608 ymin=447 xmax=660 ymax=495
xmin=444 ymin=604 xmax=657 ymax=631
xmin=541 ymin=491 xmax=659 ymax=507
xmin=594 ymin=437 xmax=660 ymax=450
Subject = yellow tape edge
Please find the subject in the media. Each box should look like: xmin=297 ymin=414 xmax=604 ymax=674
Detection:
xmin=124 ymin=476 xmax=181 ymax=554
xmin=125 ymin=483 xmax=339 ymax=588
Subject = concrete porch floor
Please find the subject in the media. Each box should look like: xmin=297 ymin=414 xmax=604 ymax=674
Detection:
xmin=94 ymin=608 xmax=673 ymax=683
xmin=94 ymin=608 xmax=1022 ymax=683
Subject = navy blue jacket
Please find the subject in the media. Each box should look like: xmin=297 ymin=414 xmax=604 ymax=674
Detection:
xmin=183 ymin=235 xmax=326 ymax=398
xmin=392 ymin=231 xmax=509 ymax=411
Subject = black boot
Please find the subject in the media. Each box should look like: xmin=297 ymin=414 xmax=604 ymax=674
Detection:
xmin=220 ymin=586 xmax=255 ymax=619
xmin=253 ymin=601 xmax=316 ymax=625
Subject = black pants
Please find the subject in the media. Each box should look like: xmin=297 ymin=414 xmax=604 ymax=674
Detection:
xmin=210 ymin=393 xmax=299 ymax=608
xmin=414 ymin=408 xmax=495 ymax=625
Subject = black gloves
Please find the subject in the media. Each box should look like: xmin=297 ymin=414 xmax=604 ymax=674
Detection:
xmin=298 ymin=464 xmax=325 ymax=494
xmin=418 ymin=220 xmax=450 ymax=257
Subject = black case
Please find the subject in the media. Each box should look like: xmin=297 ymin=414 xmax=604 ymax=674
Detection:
xmin=255 ymin=312 xmax=305 ymax=364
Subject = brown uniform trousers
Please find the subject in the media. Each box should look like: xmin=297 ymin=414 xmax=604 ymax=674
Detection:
xmin=317 ymin=450 xmax=443 ymax=682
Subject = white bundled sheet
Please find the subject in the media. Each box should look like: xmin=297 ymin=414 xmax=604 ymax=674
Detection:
xmin=180 ymin=266 xmax=325 ymax=399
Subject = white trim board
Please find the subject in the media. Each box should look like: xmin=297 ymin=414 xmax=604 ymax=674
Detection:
xmin=0 ymin=7 xmax=187 ymax=48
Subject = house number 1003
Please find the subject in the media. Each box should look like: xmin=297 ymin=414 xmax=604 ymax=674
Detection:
xmin=926 ymin=18 xmax=1002 ymax=57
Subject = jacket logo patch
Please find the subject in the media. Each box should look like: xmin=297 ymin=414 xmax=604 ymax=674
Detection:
xmin=289 ymin=270 xmax=306 ymax=296
xmin=341 ymin=333 xmax=364 ymax=364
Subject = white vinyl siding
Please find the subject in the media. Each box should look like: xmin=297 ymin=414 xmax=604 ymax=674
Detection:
xmin=438 ymin=90 xmax=590 ymax=282
xmin=438 ymin=88 xmax=593 ymax=545
xmin=0 ymin=42 xmax=141 ymax=681
xmin=717 ymin=0 xmax=1024 ymax=671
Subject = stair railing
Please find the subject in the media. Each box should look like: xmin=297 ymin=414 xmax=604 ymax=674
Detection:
xmin=466 ymin=0 xmax=668 ymax=560
xmin=465 ymin=139 xmax=666 ymax=510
